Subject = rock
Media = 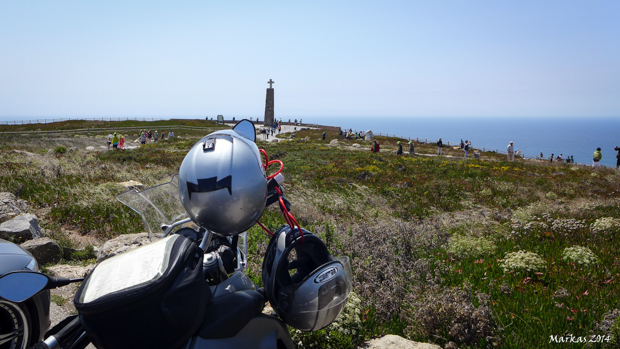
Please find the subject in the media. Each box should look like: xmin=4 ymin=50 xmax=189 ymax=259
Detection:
xmin=0 ymin=192 xmax=28 ymax=223
xmin=0 ymin=213 xmax=43 ymax=242
xmin=97 ymin=232 xmax=150 ymax=262
xmin=85 ymin=146 xmax=95 ymax=151
xmin=48 ymin=149 xmax=54 ymax=154
xmin=364 ymin=130 xmax=374 ymax=141
xmin=13 ymin=150 xmax=36 ymax=157
xmin=20 ymin=238 xmax=63 ymax=265
xmin=360 ymin=335 xmax=441 ymax=349
xmin=47 ymin=264 xmax=94 ymax=279
xmin=302 ymin=136 xmax=311 ymax=141
xmin=289 ymin=134 xmax=296 ymax=139
xmin=99 ymin=146 xmax=107 ymax=149
xmin=67 ymin=147 xmax=78 ymax=153
xmin=352 ymin=144 xmax=361 ymax=148
xmin=118 ymin=180 xmax=145 ymax=191
xmin=329 ymin=139 xmax=339 ymax=146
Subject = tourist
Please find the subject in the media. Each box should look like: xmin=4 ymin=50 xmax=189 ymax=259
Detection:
xmin=148 ymin=130 xmax=152 ymax=143
xmin=556 ymin=154 xmax=563 ymax=162
xmin=408 ymin=140 xmax=415 ymax=154
xmin=464 ymin=140 xmax=470 ymax=158
xmin=322 ymin=132 xmax=326 ymax=140
xmin=396 ymin=141 xmax=403 ymax=155
xmin=507 ymin=141 xmax=515 ymax=162
xmin=437 ymin=138 xmax=443 ymax=155
xmin=370 ymin=140 xmax=380 ymax=153
xmin=550 ymin=154 xmax=554 ymax=163
xmin=119 ymin=134 xmax=125 ymax=149
xmin=107 ymin=133 xmax=113 ymax=149
xmin=460 ymin=139 xmax=464 ymax=149
xmin=169 ymin=130 xmax=174 ymax=138
xmin=537 ymin=152 xmax=543 ymax=160
xmin=160 ymin=130 xmax=165 ymax=140
xmin=570 ymin=155 xmax=574 ymax=163
xmin=593 ymin=148 xmax=602 ymax=167
xmin=140 ymin=131 xmax=146 ymax=145
xmin=112 ymin=133 xmax=119 ymax=150
xmin=154 ymin=131 xmax=159 ymax=142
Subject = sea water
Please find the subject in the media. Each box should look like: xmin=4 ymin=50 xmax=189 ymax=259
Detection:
xmin=298 ymin=116 xmax=620 ymax=168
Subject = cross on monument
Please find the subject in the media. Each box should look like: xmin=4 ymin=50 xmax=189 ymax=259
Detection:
xmin=267 ymin=79 xmax=275 ymax=89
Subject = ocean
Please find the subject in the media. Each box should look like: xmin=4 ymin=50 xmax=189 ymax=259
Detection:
xmin=1 ymin=115 xmax=618 ymax=167
xmin=297 ymin=116 xmax=620 ymax=168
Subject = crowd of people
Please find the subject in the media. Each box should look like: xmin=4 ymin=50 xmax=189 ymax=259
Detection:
xmin=106 ymin=129 xmax=174 ymax=150
xmin=340 ymin=129 xmax=365 ymax=140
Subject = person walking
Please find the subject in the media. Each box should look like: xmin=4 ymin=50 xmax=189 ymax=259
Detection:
xmin=322 ymin=132 xmax=326 ymax=140
xmin=437 ymin=138 xmax=443 ymax=155
xmin=119 ymin=134 xmax=125 ymax=149
xmin=549 ymin=153 xmax=554 ymax=163
xmin=507 ymin=141 xmax=515 ymax=162
xmin=154 ymin=131 xmax=159 ymax=142
xmin=107 ymin=133 xmax=113 ymax=149
xmin=408 ymin=140 xmax=415 ymax=154
xmin=593 ymin=148 xmax=602 ymax=167
xmin=396 ymin=141 xmax=403 ymax=155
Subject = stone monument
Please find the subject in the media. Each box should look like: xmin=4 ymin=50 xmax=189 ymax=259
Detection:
xmin=263 ymin=79 xmax=274 ymax=126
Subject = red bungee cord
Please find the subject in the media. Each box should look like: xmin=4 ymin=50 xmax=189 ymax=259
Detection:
xmin=256 ymin=149 xmax=304 ymax=242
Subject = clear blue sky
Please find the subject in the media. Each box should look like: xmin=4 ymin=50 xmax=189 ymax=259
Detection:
xmin=1 ymin=1 xmax=619 ymax=119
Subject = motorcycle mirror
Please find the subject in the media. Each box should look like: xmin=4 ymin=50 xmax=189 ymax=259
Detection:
xmin=0 ymin=271 xmax=50 ymax=302
xmin=232 ymin=119 xmax=256 ymax=142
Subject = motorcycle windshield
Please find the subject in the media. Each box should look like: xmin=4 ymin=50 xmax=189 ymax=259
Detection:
xmin=116 ymin=174 xmax=190 ymax=240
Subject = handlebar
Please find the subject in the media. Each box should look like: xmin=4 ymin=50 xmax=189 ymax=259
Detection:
xmin=34 ymin=317 xmax=86 ymax=349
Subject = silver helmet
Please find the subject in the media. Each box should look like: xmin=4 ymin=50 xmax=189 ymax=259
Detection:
xmin=262 ymin=226 xmax=352 ymax=331
xmin=178 ymin=121 xmax=267 ymax=235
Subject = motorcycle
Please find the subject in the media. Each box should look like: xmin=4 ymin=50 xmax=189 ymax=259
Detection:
xmin=0 ymin=120 xmax=351 ymax=349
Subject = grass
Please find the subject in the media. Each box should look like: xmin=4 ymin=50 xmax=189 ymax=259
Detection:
xmin=3 ymin=120 xmax=620 ymax=348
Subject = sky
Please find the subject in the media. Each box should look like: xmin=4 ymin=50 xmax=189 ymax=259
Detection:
xmin=1 ymin=1 xmax=619 ymax=119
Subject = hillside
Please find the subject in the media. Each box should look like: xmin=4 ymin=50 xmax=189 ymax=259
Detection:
xmin=1 ymin=120 xmax=620 ymax=348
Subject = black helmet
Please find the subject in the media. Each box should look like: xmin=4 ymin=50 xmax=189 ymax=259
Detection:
xmin=262 ymin=226 xmax=352 ymax=331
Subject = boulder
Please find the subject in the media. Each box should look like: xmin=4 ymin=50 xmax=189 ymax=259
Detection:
xmin=329 ymin=139 xmax=339 ymax=146
xmin=47 ymin=264 xmax=94 ymax=279
xmin=20 ymin=238 xmax=63 ymax=265
xmin=352 ymin=144 xmax=361 ymax=148
xmin=85 ymin=146 xmax=95 ymax=151
xmin=289 ymin=134 xmax=296 ymax=139
xmin=0 ymin=192 xmax=28 ymax=223
xmin=97 ymin=232 xmax=150 ymax=263
xmin=364 ymin=130 xmax=374 ymax=141
xmin=0 ymin=213 xmax=43 ymax=242
xmin=302 ymin=136 xmax=311 ymax=141
xmin=360 ymin=335 xmax=440 ymax=349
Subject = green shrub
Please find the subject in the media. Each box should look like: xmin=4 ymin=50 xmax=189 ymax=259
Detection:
xmin=70 ymin=245 xmax=96 ymax=261
xmin=447 ymin=235 xmax=496 ymax=259
xmin=591 ymin=217 xmax=620 ymax=234
xmin=562 ymin=245 xmax=599 ymax=267
xmin=54 ymin=146 xmax=67 ymax=154
xmin=499 ymin=250 xmax=546 ymax=274
xmin=545 ymin=191 xmax=558 ymax=200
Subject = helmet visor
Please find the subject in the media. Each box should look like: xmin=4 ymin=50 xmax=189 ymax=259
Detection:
xmin=278 ymin=256 xmax=352 ymax=331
